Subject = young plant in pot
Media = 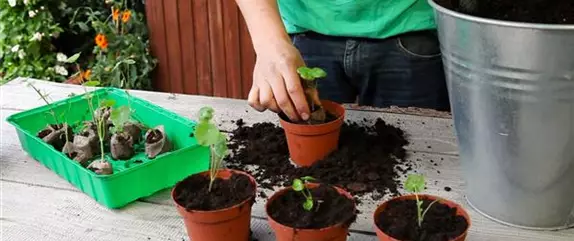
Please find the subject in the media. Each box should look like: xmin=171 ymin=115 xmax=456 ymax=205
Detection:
xmin=279 ymin=67 xmax=346 ymax=167
xmin=172 ymin=106 xmax=257 ymax=241
xmin=374 ymin=174 xmax=471 ymax=241
xmin=266 ymin=176 xmax=357 ymax=241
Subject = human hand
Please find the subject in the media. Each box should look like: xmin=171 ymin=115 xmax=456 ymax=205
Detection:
xmin=248 ymin=40 xmax=310 ymax=121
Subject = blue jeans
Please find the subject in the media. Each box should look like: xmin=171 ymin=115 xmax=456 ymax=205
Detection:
xmin=291 ymin=31 xmax=450 ymax=111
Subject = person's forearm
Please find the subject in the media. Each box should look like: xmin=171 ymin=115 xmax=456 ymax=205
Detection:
xmin=235 ymin=0 xmax=291 ymax=54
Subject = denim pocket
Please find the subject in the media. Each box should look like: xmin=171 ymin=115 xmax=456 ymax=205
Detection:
xmin=396 ymin=30 xmax=442 ymax=59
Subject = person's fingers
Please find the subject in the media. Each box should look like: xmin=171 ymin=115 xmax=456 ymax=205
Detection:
xmin=248 ymin=86 xmax=264 ymax=112
xmin=259 ymin=81 xmax=280 ymax=113
xmin=268 ymin=71 xmax=300 ymax=121
xmin=280 ymin=64 xmax=310 ymax=121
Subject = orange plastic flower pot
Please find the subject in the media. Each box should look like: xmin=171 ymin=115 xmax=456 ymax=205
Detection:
xmin=373 ymin=194 xmax=471 ymax=241
xmin=279 ymin=100 xmax=345 ymax=166
xmin=172 ymin=169 xmax=257 ymax=241
xmin=266 ymin=183 xmax=356 ymax=241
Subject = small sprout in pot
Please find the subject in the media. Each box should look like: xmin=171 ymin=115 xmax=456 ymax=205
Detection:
xmin=297 ymin=66 xmax=327 ymax=124
xmin=109 ymin=105 xmax=137 ymax=160
xmin=145 ymin=125 xmax=172 ymax=159
xmin=194 ymin=106 xmax=229 ymax=192
xmin=292 ymin=176 xmax=318 ymax=211
xmin=404 ymin=174 xmax=441 ymax=228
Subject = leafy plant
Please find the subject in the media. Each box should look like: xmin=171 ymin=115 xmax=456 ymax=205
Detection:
xmin=194 ymin=106 xmax=228 ymax=191
xmin=292 ymin=176 xmax=316 ymax=211
xmin=404 ymin=174 xmax=441 ymax=228
xmin=68 ymin=1 xmax=156 ymax=89
xmin=296 ymin=66 xmax=327 ymax=123
xmin=0 ymin=0 xmax=64 ymax=83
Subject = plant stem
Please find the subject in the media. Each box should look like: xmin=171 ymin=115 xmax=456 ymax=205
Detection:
xmin=29 ymin=83 xmax=59 ymax=124
xmin=415 ymin=193 xmax=423 ymax=227
xmin=98 ymin=115 xmax=106 ymax=162
xmin=208 ymin=146 xmax=217 ymax=192
xmin=421 ymin=199 xmax=441 ymax=225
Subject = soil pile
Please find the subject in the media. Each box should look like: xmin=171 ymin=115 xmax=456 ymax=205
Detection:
xmin=226 ymin=118 xmax=411 ymax=199
xmin=437 ymin=0 xmax=574 ymax=24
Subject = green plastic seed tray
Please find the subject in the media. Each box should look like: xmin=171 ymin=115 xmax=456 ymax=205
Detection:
xmin=6 ymin=88 xmax=209 ymax=208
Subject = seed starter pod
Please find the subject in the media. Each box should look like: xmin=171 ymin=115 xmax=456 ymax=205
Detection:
xmin=87 ymin=160 xmax=113 ymax=175
xmin=145 ymin=125 xmax=172 ymax=159
xmin=72 ymin=129 xmax=99 ymax=166
xmin=123 ymin=122 xmax=143 ymax=143
xmin=110 ymin=132 xmax=135 ymax=160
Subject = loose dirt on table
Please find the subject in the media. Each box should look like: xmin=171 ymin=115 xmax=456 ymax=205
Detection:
xmin=376 ymin=198 xmax=468 ymax=241
xmin=173 ymin=173 xmax=255 ymax=211
xmin=436 ymin=0 xmax=574 ymax=24
xmin=225 ymin=118 xmax=412 ymax=200
xmin=268 ymin=184 xmax=357 ymax=229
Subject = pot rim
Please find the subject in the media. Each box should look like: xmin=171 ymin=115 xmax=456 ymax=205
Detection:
xmin=278 ymin=100 xmax=345 ymax=128
xmin=266 ymin=183 xmax=357 ymax=231
xmin=428 ymin=0 xmax=574 ymax=30
xmin=373 ymin=194 xmax=471 ymax=240
xmin=171 ymin=169 xmax=258 ymax=214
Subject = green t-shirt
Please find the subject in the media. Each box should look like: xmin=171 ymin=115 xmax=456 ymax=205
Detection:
xmin=277 ymin=0 xmax=436 ymax=39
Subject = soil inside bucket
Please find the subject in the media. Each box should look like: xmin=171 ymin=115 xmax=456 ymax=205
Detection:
xmin=436 ymin=0 xmax=574 ymax=24
xmin=226 ymin=118 xmax=411 ymax=199
xmin=174 ymin=173 xmax=256 ymax=211
xmin=268 ymin=184 xmax=357 ymax=229
xmin=376 ymin=198 xmax=468 ymax=241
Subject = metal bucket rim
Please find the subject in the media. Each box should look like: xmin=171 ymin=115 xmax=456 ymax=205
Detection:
xmin=428 ymin=0 xmax=574 ymax=30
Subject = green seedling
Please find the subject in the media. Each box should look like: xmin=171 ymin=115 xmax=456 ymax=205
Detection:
xmin=194 ymin=106 xmax=228 ymax=192
xmin=296 ymin=66 xmax=327 ymax=123
xmin=292 ymin=176 xmax=316 ymax=211
xmin=404 ymin=174 xmax=441 ymax=228
xmin=26 ymin=82 xmax=59 ymax=125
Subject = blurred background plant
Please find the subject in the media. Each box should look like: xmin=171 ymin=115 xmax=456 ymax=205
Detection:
xmin=67 ymin=0 xmax=156 ymax=89
xmin=0 ymin=0 xmax=153 ymax=89
xmin=0 ymin=0 xmax=64 ymax=83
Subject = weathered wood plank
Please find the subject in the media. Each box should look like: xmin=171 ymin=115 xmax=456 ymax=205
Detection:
xmin=238 ymin=11 xmax=256 ymax=98
xmin=192 ymin=0 xmax=213 ymax=95
xmin=144 ymin=0 xmax=170 ymax=91
xmin=207 ymin=0 xmax=228 ymax=97
xmin=163 ymin=0 xmax=184 ymax=93
xmin=223 ymin=0 xmax=243 ymax=99
xmin=1 ymin=79 xmax=458 ymax=155
xmin=1 ymin=181 xmax=380 ymax=241
xmin=177 ymin=0 xmax=198 ymax=95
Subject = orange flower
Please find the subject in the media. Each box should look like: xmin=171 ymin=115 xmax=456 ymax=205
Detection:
xmin=95 ymin=34 xmax=108 ymax=50
xmin=121 ymin=10 xmax=131 ymax=23
xmin=82 ymin=69 xmax=92 ymax=80
xmin=112 ymin=8 xmax=120 ymax=22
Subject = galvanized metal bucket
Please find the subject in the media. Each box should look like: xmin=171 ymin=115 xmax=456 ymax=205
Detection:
xmin=429 ymin=0 xmax=574 ymax=230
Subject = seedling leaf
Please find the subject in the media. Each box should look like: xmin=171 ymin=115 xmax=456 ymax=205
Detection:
xmin=83 ymin=81 xmax=101 ymax=87
xmin=405 ymin=174 xmax=425 ymax=193
xmin=213 ymin=133 xmax=228 ymax=158
xmin=194 ymin=122 xmax=220 ymax=146
xmin=300 ymin=176 xmax=316 ymax=182
xmin=65 ymin=53 xmax=81 ymax=63
xmin=100 ymin=99 xmax=116 ymax=108
xmin=199 ymin=106 xmax=214 ymax=122
xmin=297 ymin=67 xmax=327 ymax=81
xmin=110 ymin=106 xmax=131 ymax=132
xmin=303 ymin=199 xmax=314 ymax=211
xmin=292 ymin=179 xmax=304 ymax=191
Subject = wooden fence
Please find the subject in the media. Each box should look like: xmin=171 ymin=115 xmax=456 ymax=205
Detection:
xmin=145 ymin=0 xmax=256 ymax=99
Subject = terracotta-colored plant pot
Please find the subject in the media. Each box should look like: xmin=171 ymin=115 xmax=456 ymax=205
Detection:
xmin=373 ymin=194 xmax=471 ymax=241
xmin=266 ymin=183 xmax=356 ymax=241
xmin=172 ymin=169 xmax=257 ymax=241
xmin=279 ymin=100 xmax=345 ymax=166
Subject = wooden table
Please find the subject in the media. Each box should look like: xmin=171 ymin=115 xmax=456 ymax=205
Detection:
xmin=1 ymin=78 xmax=573 ymax=241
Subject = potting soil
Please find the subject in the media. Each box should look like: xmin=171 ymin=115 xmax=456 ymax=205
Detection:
xmin=267 ymin=184 xmax=357 ymax=229
xmin=437 ymin=0 xmax=574 ymax=24
xmin=226 ymin=118 xmax=411 ymax=199
xmin=376 ymin=198 xmax=468 ymax=241
xmin=174 ymin=173 xmax=255 ymax=211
